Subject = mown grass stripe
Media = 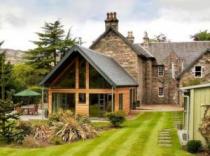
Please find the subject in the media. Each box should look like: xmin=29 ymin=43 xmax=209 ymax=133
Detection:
xmin=85 ymin=128 xmax=128 ymax=156
xmin=101 ymin=113 xmax=158 ymax=156
xmin=141 ymin=112 xmax=166 ymax=156
xmin=61 ymin=129 xmax=116 ymax=156
xmin=115 ymin=112 xmax=162 ymax=156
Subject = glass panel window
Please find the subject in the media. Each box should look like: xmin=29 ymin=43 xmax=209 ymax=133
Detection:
xmin=119 ymin=94 xmax=123 ymax=110
xmin=158 ymin=65 xmax=164 ymax=76
xmin=89 ymin=65 xmax=111 ymax=88
xmin=52 ymin=93 xmax=75 ymax=113
xmin=194 ymin=66 xmax=202 ymax=78
xmin=53 ymin=61 xmax=76 ymax=88
xmin=158 ymin=87 xmax=164 ymax=97
xmin=79 ymin=56 xmax=86 ymax=88
xmin=79 ymin=93 xmax=86 ymax=103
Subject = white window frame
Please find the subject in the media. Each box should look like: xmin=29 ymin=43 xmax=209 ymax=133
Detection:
xmin=158 ymin=65 xmax=164 ymax=77
xmin=158 ymin=87 xmax=164 ymax=97
xmin=194 ymin=65 xmax=203 ymax=78
xmin=172 ymin=62 xmax=175 ymax=79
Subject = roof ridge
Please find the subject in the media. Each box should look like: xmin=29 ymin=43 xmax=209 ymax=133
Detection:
xmin=136 ymin=41 xmax=210 ymax=44
xmin=89 ymin=26 xmax=148 ymax=58
xmin=78 ymin=45 xmax=112 ymax=59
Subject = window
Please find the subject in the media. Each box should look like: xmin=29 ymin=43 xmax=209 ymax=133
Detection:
xmin=171 ymin=62 xmax=175 ymax=79
xmin=158 ymin=87 xmax=164 ymax=97
xmin=194 ymin=66 xmax=202 ymax=78
xmin=79 ymin=93 xmax=86 ymax=103
xmin=89 ymin=65 xmax=111 ymax=88
xmin=79 ymin=56 xmax=86 ymax=88
xmin=158 ymin=65 xmax=164 ymax=76
xmin=119 ymin=94 xmax=123 ymax=110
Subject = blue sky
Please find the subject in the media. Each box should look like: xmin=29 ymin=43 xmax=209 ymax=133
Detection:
xmin=0 ymin=0 xmax=210 ymax=50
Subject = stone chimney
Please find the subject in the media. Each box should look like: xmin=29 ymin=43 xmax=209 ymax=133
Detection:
xmin=141 ymin=31 xmax=150 ymax=47
xmin=126 ymin=31 xmax=134 ymax=44
xmin=105 ymin=12 xmax=119 ymax=31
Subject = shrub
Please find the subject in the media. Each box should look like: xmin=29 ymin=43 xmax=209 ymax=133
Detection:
xmin=48 ymin=110 xmax=74 ymax=125
xmin=14 ymin=121 xmax=33 ymax=144
xmin=53 ymin=115 xmax=98 ymax=142
xmin=186 ymin=140 xmax=202 ymax=153
xmin=76 ymin=115 xmax=91 ymax=124
xmin=49 ymin=136 xmax=64 ymax=145
xmin=106 ymin=111 xmax=126 ymax=127
xmin=22 ymin=135 xmax=47 ymax=148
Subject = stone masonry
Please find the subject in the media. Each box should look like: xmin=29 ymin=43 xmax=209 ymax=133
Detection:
xmin=90 ymin=12 xmax=210 ymax=105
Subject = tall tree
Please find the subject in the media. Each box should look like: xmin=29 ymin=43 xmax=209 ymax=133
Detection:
xmin=0 ymin=42 xmax=19 ymax=144
xmin=192 ymin=30 xmax=210 ymax=41
xmin=25 ymin=20 xmax=77 ymax=85
xmin=0 ymin=42 xmax=13 ymax=100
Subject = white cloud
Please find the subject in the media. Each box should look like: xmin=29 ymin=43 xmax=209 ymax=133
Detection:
xmin=0 ymin=0 xmax=210 ymax=50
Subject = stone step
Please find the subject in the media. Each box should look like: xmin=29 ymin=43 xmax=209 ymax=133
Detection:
xmin=158 ymin=136 xmax=171 ymax=140
xmin=158 ymin=133 xmax=171 ymax=137
xmin=158 ymin=140 xmax=172 ymax=144
xmin=159 ymin=132 xmax=170 ymax=135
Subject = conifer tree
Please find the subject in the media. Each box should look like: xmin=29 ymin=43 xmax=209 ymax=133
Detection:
xmin=0 ymin=42 xmax=19 ymax=143
xmin=25 ymin=20 xmax=77 ymax=84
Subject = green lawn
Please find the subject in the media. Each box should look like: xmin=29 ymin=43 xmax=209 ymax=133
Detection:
xmin=0 ymin=112 xmax=192 ymax=156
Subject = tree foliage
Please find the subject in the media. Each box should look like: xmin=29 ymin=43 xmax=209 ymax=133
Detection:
xmin=25 ymin=20 xmax=78 ymax=85
xmin=0 ymin=43 xmax=14 ymax=100
xmin=150 ymin=33 xmax=168 ymax=42
xmin=192 ymin=30 xmax=210 ymax=41
xmin=0 ymin=99 xmax=19 ymax=143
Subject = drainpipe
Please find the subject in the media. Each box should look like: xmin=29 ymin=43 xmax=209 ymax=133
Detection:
xmin=111 ymin=87 xmax=114 ymax=112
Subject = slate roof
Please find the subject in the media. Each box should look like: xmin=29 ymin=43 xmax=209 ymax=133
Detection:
xmin=177 ymin=48 xmax=210 ymax=79
xmin=142 ymin=41 xmax=210 ymax=69
xmin=90 ymin=26 xmax=153 ymax=58
xmin=40 ymin=45 xmax=138 ymax=87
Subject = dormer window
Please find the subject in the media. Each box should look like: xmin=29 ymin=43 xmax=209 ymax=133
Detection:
xmin=158 ymin=65 xmax=164 ymax=76
xmin=194 ymin=66 xmax=202 ymax=78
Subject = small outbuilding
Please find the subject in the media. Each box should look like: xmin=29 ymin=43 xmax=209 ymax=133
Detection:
xmin=180 ymin=83 xmax=210 ymax=145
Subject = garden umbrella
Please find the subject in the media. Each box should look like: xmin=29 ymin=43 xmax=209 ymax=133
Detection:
xmin=14 ymin=89 xmax=40 ymax=97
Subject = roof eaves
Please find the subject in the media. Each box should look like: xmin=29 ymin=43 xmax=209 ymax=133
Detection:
xmin=180 ymin=83 xmax=210 ymax=90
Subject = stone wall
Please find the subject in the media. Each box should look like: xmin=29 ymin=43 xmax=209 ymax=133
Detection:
xmin=180 ymin=52 xmax=210 ymax=87
xmin=151 ymin=52 xmax=182 ymax=104
xmin=91 ymin=30 xmax=145 ymax=103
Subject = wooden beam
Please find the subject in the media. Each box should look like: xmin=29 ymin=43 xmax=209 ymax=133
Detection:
xmin=76 ymin=57 xmax=79 ymax=89
xmin=86 ymin=62 xmax=89 ymax=89
xmin=49 ymin=88 xmax=114 ymax=94
xmin=48 ymin=90 xmax=52 ymax=114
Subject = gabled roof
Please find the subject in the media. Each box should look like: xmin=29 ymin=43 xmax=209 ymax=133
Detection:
xmin=177 ymin=48 xmax=210 ymax=79
xmin=40 ymin=45 xmax=138 ymax=87
xmin=144 ymin=41 xmax=210 ymax=67
xmin=90 ymin=26 xmax=152 ymax=58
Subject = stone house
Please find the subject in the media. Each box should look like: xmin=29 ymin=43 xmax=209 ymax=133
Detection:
xmin=90 ymin=12 xmax=210 ymax=105
xmin=41 ymin=12 xmax=210 ymax=116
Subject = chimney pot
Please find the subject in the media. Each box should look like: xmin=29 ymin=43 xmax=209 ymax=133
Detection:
xmin=127 ymin=31 xmax=134 ymax=44
xmin=105 ymin=12 xmax=119 ymax=31
xmin=142 ymin=31 xmax=150 ymax=46
xmin=114 ymin=12 xmax=117 ymax=19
